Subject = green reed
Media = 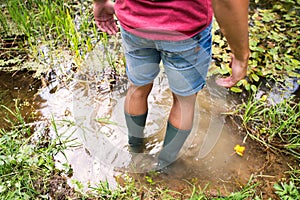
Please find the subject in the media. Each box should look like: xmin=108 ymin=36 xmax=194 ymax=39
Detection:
xmin=235 ymin=95 xmax=300 ymax=160
xmin=5 ymin=0 xmax=98 ymax=60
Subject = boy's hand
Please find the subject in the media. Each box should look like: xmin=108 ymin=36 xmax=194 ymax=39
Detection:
xmin=216 ymin=53 xmax=249 ymax=88
xmin=93 ymin=1 xmax=118 ymax=35
xmin=212 ymin=0 xmax=250 ymax=88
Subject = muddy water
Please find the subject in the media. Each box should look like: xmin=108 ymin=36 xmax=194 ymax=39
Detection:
xmin=37 ymin=68 xmax=259 ymax=193
xmin=0 ymin=71 xmax=42 ymax=129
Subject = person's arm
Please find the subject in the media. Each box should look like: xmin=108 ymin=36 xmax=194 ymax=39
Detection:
xmin=93 ymin=0 xmax=118 ymax=35
xmin=212 ymin=0 xmax=250 ymax=88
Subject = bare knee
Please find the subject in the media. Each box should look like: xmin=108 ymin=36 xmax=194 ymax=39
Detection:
xmin=172 ymin=93 xmax=197 ymax=107
xmin=128 ymin=83 xmax=153 ymax=99
xmin=169 ymin=93 xmax=197 ymax=130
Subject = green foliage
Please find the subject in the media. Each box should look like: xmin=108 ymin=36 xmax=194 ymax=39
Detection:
xmin=190 ymin=182 xmax=258 ymax=200
xmin=210 ymin=0 xmax=300 ymax=92
xmin=287 ymin=164 xmax=300 ymax=188
xmin=1 ymin=0 xmax=299 ymax=199
xmin=249 ymin=0 xmax=300 ymax=80
xmin=1 ymin=0 xmax=124 ymax=77
xmin=88 ymin=175 xmax=140 ymax=200
xmin=5 ymin=0 xmax=99 ymax=61
xmin=223 ymin=184 xmax=258 ymax=200
xmin=0 ymin=106 xmax=73 ymax=199
xmin=274 ymin=181 xmax=300 ymax=200
xmin=145 ymin=175 xmax=156 ymax=185
xmin=0 ymin=11 xmax=8 ymax=33
xmin=280 ymin=163 xmax=300 ymax=200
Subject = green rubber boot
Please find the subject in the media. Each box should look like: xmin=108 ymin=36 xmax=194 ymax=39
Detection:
xmin=124 ymin=111 xmax=148 ymax=152
xmin=157 ymin=122 xmax=191 ymax=169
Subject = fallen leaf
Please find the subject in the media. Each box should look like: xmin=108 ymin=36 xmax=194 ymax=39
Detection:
xmin=234 ymin=144 xmax=246 ymax=156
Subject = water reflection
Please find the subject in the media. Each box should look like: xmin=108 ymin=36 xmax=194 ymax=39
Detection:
xmin=0 ymin=71 xmax=42 ymax=129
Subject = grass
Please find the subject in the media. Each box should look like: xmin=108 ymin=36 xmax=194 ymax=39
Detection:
xmin=233 ymin=95 xmax=300 ymax=160
xmin=87 ymin=175 xmax=260 ymax=200
xmin=1 ymin=0 xmax=124 ymax=82
xmin=189 ymin=183 xmax=258 ymax=200
xmin=229 ymin=94 xmax=300 ymax=199
xmin=1 ymin=0 xmax=100 ymax=72
xmin=0 ymin=105 xmax=77 ymax=199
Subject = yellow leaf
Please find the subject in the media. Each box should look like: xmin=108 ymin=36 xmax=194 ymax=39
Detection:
xmin=234 ymin=144 xmax=246 ymax=156
xmin=261 ymin=95 xmax=268 ymax=101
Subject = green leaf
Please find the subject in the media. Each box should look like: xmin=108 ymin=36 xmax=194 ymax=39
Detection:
xmin=236 ymin=80 xmax=243 ymax=86
xmin=291 ymin=59 xmax=300 ymax=66
xmin=96 ymin=118 xmax=119 ymax=125
xmin=274 ymin=183 xmax=283 ymax=192
xmin=245 ymin=83 xmax=251 ymax=91
xmin=230 ymin=87 xmax=243 ymax=93
xmin=0 ymin=185 xmax=6 ymax=193
xmin=251 ymin=85 xmax=258 ymax=93
xmin=251 ymin=73 xmax=260 ymax=82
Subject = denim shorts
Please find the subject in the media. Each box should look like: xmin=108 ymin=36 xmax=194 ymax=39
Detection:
xmin=121 ymin=23 xmax=212 ymax=96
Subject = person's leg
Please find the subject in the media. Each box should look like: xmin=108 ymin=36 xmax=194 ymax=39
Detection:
xmin=125 ymin=83 xmax=153 ymax=115
xmin=120 ymin=27 xmax=160 ymax=150
xmin=168 ymin=93 xmax=197 ymax=130
xmin=124 ymin=82 xmax=153 ymax=151
xmin=157 ymin=93 xmax=197 ymax=167
xmin=157 ymin=23 xmax=212 ymax=167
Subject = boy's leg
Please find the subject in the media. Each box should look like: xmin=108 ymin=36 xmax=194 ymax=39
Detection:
xmin=124 ymin=83 xmax=153 ymax=150
xmin=169 ymin=93 xmax=197 ymax=130
xmin=158 ymin=93 xmax=197 ymax=167
xmin=125 ymin=83 xmax=153 ymax=115
xmin=120 ymin=28 xmax=160 ymax=150
xmin=157 ymin=23 xmax=212 ymax=168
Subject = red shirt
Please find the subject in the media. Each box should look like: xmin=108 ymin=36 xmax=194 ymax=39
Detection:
xmin=115 ymin=0 xmax=213 ymax=41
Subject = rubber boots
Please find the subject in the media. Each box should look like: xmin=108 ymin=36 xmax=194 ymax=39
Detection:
xmin=157 ymin=122 xmax=191 ymax=169
xmin=124 ymin=111 xmax=148 ymax=152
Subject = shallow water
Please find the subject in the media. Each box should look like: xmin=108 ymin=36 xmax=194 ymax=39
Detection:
xmin=0 ymin=65 xmax=296 ymax=196
xmin=35 ymin=67 xmax=259 ymax=193
xmin=0 ymin=66 xmax=294 ymax=200
xmin=0 ymin=71 xmax=42 ymax=128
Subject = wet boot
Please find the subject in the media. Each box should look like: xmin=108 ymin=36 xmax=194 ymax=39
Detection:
xmin=124 ymin=111 xmax=147 ymax=153
xmin=157 ymin=122 xmax=191 ymax=170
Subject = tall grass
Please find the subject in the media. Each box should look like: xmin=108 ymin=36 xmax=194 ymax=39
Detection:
xmin=0 ymin=11 xmax=8 ymax=34
xmin=5 ymin=0 xmax=98 ymax=60
xmin=0 ymin=105 xmax=76 ymax=199
xmin=234 ymin=95 xmax=300 ymax=159
xmin=228 ymin=95 xmax=300 ymax=199
xmin=2 ymin=0 xmax=124 ymax=79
